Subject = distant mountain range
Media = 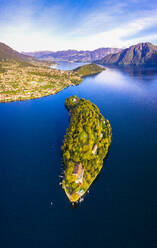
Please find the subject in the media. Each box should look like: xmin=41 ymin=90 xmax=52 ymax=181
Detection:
xmin=23 ymin=48 xmax=121 ymax=62
xmin=1 ymin=41 xmax=157 ymax=66
xmin=98 ymin=42 xmax=157 ymax=66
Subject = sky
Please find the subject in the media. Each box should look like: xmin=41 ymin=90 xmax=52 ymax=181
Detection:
xmin=0 ymin=0 xmax=157 ymax=52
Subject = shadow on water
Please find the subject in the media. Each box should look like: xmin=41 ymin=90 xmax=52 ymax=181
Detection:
xmin=104 ymin=65 xmax=157 ymax=82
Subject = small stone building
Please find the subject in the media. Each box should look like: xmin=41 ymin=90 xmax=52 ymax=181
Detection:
xmin=73 ymin=162 xmax=84 ymax=184
xmin=92 ymin=144 xmax=98 ymax=154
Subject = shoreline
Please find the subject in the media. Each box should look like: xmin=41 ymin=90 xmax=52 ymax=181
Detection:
xmin=0 ymin=63 xmax=105 ymax=103
xmin=63 ymin=163 xmax=104 ymax=203
xmin=0 ymin=81 xmax=80 ymax=103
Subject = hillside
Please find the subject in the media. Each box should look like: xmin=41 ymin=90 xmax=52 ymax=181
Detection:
xmin=0 ymin=42 xmax=55 ymax=68
xmin=98 ymin=42 xmax=157 ymax=66
xmin=0 ymin=42 xmax=32 ymax=63
xmin=23 ymin=48 xmax=121 ymax=62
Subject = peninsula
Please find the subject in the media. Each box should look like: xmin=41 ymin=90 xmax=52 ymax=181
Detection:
xmin=0 ymin=60 xmax=81 ymax=102
xmin=61 ymin=96 xmax=112 ymax=203
xmin=0 ymin=42 xmax=104 ymax=103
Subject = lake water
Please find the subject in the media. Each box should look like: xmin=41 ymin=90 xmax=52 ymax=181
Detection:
xmin=1 ymin=62 xmax=157 ymax=248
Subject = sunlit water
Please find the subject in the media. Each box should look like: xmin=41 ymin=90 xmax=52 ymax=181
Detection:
xmin=51 ymin=61 xmax=87 ymax=70
xmin=1 ymin=63 xmax=157 ymax=248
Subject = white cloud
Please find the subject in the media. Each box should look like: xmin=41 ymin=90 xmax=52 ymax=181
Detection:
xmin=0 ymin=1 xmax=157 ymax=51
xmin=65 ymin=11 xmax=157 ymax=50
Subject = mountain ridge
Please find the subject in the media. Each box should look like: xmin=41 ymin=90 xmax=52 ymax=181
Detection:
xmin=23 ymin=47 xmax=121 ymax=62
xmin=0 ymin=42 xmax=33 ymax=63
xmin=98 ymin=42 xmax=157 ymax=66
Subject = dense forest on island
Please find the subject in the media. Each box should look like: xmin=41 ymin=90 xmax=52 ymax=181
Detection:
xmin=62 ymin=96 xmax=112 ymax=202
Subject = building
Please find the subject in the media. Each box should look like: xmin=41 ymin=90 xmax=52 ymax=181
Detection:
xmin=73 ymin=162 xmax=84 ymax=184
xmin=92 ymin=144 xmax=98 ymax=154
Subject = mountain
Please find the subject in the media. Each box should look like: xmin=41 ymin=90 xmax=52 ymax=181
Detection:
xmin=98 ymin=42 xmax=157 ymax=66
xmin=23 ymin=48 xmax=121 ymax=62
xmin=0 ymin=42 xmax=32 ymax=62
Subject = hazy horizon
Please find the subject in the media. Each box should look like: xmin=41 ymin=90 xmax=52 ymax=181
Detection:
xmin=0 ymin=0 xmax=157 ymax=52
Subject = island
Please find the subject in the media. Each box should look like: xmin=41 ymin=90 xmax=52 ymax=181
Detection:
xmin=61 ymin=96 xmax=112 ymax=203
xmin=0 ymin=59 xmax=104 ymax=103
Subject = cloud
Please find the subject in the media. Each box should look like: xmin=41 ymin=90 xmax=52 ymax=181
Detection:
xmin=0 ymin=0 xmax=157 ymax=51
xmin=65 ymin=3 xmax=157 ymax=50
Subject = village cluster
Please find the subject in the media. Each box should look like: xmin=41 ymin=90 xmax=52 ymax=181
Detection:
xmin=0 ymin=61 xmax=81 ymax=102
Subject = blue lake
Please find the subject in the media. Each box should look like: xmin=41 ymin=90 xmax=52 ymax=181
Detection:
xmin=1 ymin=62 xmax=157 ymax=248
